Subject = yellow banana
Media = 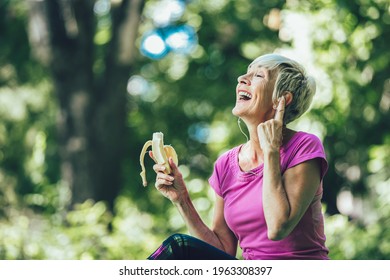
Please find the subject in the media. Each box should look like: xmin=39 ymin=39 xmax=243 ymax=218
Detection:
xmin=139 ymin=132 xmax=178 ymax=187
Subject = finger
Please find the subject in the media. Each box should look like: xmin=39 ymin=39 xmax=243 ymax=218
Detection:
xmin=149 ymin=151 xmax=157 ymax=164
xmin=257 ymin=124 xmax=266 ymax=149
xmin=156 ymin=177 xmax=173 ymax=187
xmin=274 ymin=96 xmax=285 ymax=122
xmin=155 ymin=179 xmax=173 ymax=188
xmin=266 ymin=122 xmax=273 ymax=137
xmin=153 ymin=163 xmax=166 ymax=173
xmin=157 ymin=172 xmax=174 ymax=182
xmin=168 ymin=157 xmax=178 ymax=173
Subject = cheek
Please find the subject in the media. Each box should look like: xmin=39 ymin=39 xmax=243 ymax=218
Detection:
xmin=265 ymin=92 xmax=274 ymax=105
xmin=255 ymin=84 xmax=273 ymax=105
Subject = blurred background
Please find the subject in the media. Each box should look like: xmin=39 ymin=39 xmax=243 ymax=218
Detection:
xmin=0 ymin=0 xmax=389 ymax=260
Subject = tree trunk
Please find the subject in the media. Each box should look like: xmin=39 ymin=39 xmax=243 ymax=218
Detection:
xmin=27 ymin=0 xmax=144 ymax=209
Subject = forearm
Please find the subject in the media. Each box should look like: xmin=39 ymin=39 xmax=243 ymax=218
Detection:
xmin=262 ymin=150 xmax=291 ymax=240
xmin=174 ymin=195 xmax=225 ymax=251
xmin=153 ymin=158 xmax=228 ymax=251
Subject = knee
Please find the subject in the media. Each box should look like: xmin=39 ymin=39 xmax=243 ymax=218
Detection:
xmin=163 ymin=233 xmax=190 ymax=247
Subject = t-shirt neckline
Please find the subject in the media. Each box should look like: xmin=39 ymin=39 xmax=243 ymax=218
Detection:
xmin=230 ymin=131 xmax=303 ymax=181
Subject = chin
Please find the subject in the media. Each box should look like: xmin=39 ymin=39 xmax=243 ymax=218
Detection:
xmin=232 ymin=105 xmax=250 ymax=118
xmin=232 ymin=107 xmax=241 ymax=117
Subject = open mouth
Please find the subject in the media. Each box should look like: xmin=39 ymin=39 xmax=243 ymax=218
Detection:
xmin=238 ymin=91 xmax=252 ymax=101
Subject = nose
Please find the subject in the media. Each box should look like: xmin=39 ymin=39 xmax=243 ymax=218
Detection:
xmin=237 ymin=74 xmax=251 ymax=85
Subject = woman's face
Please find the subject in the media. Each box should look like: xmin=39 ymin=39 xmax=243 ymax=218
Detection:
xmin=232 ymin=58 xmax=276 ymax=123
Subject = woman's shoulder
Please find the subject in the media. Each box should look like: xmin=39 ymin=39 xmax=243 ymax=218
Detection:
xmin=281 ymin=131 xmax=326 ymax=164
xmin=209 ymin=145 xmax=242 ymax=194
xmin=282 ymin=131 xmax=328 ymax=180
xmin=213 ymin=145 xmax=242 ymax=169
xmin=219 ymin=144 xmax=240 ymax=159
xmin=284 ymin=131 xmax=324 ymax=150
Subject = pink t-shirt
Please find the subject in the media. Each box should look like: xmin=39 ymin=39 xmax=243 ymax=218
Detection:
xmin=209 ymin=131 xmax=329 ymax=260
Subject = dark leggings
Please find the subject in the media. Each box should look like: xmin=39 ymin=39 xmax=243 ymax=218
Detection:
xmin=147 ymin=233 xmax=237 ymax=260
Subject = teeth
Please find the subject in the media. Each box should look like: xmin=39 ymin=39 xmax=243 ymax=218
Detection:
xmin=238 ymin=91 xmax=252 ymax=99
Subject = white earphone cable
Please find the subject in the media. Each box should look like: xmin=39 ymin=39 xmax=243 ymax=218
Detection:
xmin=237 ymin=118 xmax=249 ymax=143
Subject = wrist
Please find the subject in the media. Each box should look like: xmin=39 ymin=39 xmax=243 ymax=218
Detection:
xmin=263 ymin=149 xmax=280 ymax=162
xmin=172 ymin=191 xmax=191 ymax=207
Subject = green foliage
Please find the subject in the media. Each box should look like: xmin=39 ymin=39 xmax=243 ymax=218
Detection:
xmin=303 ymin=0 xmax=390 ymax=215
xmin=0 ymin=197 xmax=158 ymax=259
xmin=1 ymin=194 xmax=390 ymax=259
xmin=326 ymin=213 xmax=390 ymax=259
xmin=325 ymin=157 xmax=390 ymax=259
xmin=0 ymin=0 xmax=389 ymax=260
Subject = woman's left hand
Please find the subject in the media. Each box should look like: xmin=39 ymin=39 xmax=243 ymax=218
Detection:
xmin=257 ymin=96 xmax=285 ymax=153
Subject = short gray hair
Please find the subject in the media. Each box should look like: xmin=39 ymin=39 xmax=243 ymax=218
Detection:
xmin=253 ymin=54 xmax=316 ymax=124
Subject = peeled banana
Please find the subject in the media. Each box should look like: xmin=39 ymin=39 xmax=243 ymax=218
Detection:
xmin=139 ymin=132 xmax=178 ymax=187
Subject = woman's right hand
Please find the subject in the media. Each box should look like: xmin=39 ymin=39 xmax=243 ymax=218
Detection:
xmin=150 ymin=151 xmax=188 ymax=204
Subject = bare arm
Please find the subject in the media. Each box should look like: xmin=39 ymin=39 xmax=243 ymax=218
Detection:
xmin=262 ymin=154 xmax=321 ymax=240
xmin=211 ymin=195 xmax=238 ymax=256
xmin=153 ymin=156 xmax=237 ymax=255
xmin=174 ymin=193 xmax=237 ymax=256
xmin=258 ymin=97 xmax=322 ymax=240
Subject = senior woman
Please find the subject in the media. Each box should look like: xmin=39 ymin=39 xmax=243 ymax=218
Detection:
xmin=147 ymin=53 xmax=329 ymax=260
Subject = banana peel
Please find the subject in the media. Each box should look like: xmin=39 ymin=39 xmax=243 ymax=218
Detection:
xmin=139 ymin=132 xmax=178 ymax=187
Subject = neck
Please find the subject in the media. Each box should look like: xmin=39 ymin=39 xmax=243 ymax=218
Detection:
xmin=244 ymin=122 xmax=292 ymax=155
xmin=238 ymin=124 xmax=264 ymax=171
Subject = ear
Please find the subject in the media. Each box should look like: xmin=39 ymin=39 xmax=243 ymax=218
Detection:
xmin=283 ymin=91 xmax=293 ymax=107
xmin=273 ymin=92 xmax=293 ymax=109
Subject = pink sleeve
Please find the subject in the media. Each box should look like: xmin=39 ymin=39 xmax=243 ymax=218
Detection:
xmin=284 ymin=133 xmax=328 ymax=181
xmin=208 ymin=150 xmax=231 ymax=197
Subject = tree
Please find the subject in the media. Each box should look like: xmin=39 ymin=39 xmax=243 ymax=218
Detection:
xmin=26 ymin=0 xmax=145 ymax=209
xmin=1 ymin=0 xmax=389 ymax=260
xmin=301 ymin=0 xmax=390 ymax=216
